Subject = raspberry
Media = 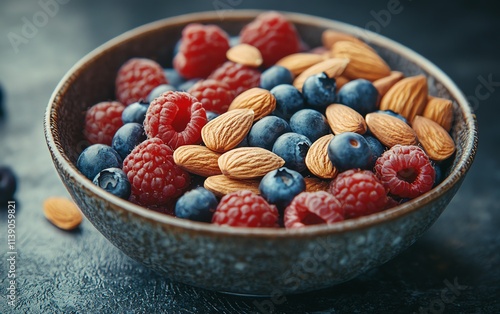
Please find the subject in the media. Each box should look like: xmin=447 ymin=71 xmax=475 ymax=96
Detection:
xmin=375 ymin=145 xmax=435 ymax=199
xmin=115 ymin=58 xmax=167 ymax=105
xmin=329 ymin=169 xmax=388 ymax=219
xmin=144 ymin=91 xmax=207 ymax=150
xmin=84 ymin=101 xmax=125 ymax=145
xmin=240 ymin=11 xmax=301 ymax=67
xmin=173 ymin=23 xmax=230 ymax=79
xmin=123 ymin=138 xmax=190 ymax=206
xmin=209 ymin=61 xmax=261 ymax=96
xmin=212 ymin=190 xmax=279 ymax=228
xmin=284 ymin=191 xmax=344 ymax=229
xmin=188 ymin=79 xmax=235 ymax=114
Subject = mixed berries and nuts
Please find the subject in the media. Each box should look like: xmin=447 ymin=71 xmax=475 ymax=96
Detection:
xmin=76 ymin=11 xmax=456 ymax=229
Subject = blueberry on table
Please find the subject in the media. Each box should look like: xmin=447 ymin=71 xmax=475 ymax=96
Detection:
xmin=147 ymin=84 xmax=176 ymax=103
xmin=327 ymin=132 xmax=373 ymax=172
xmin=337 ymin=79 xmax=379 ymax=115
xmin=270 ymin=84 xmax=306 ymax=120
xmin=122 ymin=101 xmax=149 ymax=124
xmin=93 ymin=168 xmax=131 ymax=199
xmin=259 ymin=167 xmax=305 ymax=211
xmin=175 ymin=187 xmax=218 ymax=222
xmin=260 ymin=66 xmax=293 ymax=90
xmin=289 ymin=109 xmax=330 ymax=142
xmin=302 ymin=72 xmax=336 ymax=110
xmin=0 ymin=166 xmax=17 ymax=203
xmin=112 ymin=123 xmax=147 ymax=160
xmin=248 ymin=116 xmax=291 ymax=150
xmin=272 ymin=132 xmax=312 ymax=172
xmin=77 ymin=144 xmax=122 ymax=180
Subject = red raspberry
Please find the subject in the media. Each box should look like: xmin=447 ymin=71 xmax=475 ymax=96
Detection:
xmin=173 ymin=23 xmax=230 ymax=79
xmin=240 ymin=11 xmax=301 ymax=67
xmin=284 ymin=192 xmax=344 ymax=229
xmin=84 ymin=101 xmax=124 ymax=145
xmin=208 ymin=61 xmax=260 ymax=96
xmin=375 ymin=145 xmax=435 ymax=199
xmin=329 ymin=169 xmax=388 ymax=219
xmin=188 ymin=79 xmax=235 ymax=114
xmin=115 ymin=58 xmax=167 ymax=105
xmin=123 ymin=138 xmax=190 ymax=206
xmin=144 ymin=91 xmax=207 ymax=150
xmin=212 ymin=190 xmax=279 ymax=228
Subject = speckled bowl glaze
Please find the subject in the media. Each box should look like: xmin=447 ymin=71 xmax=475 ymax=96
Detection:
xmin=44 ymin=10 xmax=477 ymax=295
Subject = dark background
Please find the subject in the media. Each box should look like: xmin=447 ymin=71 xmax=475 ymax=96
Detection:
xmin=1 ymin=0 xmax=499 ymax=313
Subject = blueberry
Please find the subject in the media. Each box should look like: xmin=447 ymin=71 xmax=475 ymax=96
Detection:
xmin=259 ymin=167 xmax=305 ymax=211
xmin=236 ymin=135 xmax=249 ymax=148
xmin=164 ymin=68 xmax=186 ymax=88
xmin=178 ymin=79 xmax=201 ymax=91
xmin=337 ymin=79 xmax=379 ymax=115
xmin=289 ymin=109 xmax=330 ymax=142
xmin=260 ymin=66 xmax=293 ymax=90
xmin=0 ymin=166 xmax=17 ymax=202
xmin=206 ymin=111 xmax=219 ymax=122
xmin=248 ymin=116 xmax=291 ymax=150
xmin=376 ymin=109 xmax=407 ymax=124
xmin=173 ymin=38 xmax=182 ymax=56
xmin=77 ymin=144 xmax=122 ymax=180
xmin=112 ymin=123 xmax=147 ymax=160
xmin=272 ymin=133 xmax=312 ymax=172
xmin=302 ymin=72 xmax=336 ymax=110
xmin=148 ymin=84 xmax=176 ymax=102
xmin=93 ymin=168 xmax=131 ymax=199
xmin=270 ymin=84 xmax=306 ymax=120
xmin=175 ymin=187 xmax=218 ymax=222
xmin=122 ymin=101 xmax=149 ymax=124
xmin=431 ymin=161 xmax=444 ymax=187
xmin=364 ymin=135 xmax=385 ymax=167
xmin=327 ymin=132 xmax=373 ymax=171
xmin=229 ymin=36 xmax=240 ymax=47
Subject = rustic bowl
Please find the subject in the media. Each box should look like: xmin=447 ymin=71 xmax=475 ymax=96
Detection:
xmin=44 ymin=10 xmax=477 ymax=295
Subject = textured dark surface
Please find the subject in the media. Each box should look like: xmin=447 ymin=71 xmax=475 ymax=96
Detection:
xmin=0 ymin=0 xmax=498 ymax=313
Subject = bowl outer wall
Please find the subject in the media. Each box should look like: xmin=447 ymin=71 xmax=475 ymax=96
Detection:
xmin=44 ymin=10 xmax=478 ymax=295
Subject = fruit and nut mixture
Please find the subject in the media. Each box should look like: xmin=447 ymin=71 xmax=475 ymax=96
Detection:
xmin=77 ymin=11 xmax=456 ymax=228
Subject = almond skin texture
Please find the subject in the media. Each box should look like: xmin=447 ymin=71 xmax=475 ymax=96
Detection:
xmin=335 ymin=75 xmax=350 ymax=90
xmin=226 ymin=44 xmax=263 ymax=68
xmin=218 ymin=147 xmax=285 ymax=179
xmin=276 ymin=53 xmax=325 ymax=76
xmin=173 ymin=145 xmax=222 ymax=177
xmin=325 ymin=104 xmax=367 ymax=135
xmin=423 ymin=96 xmax=454 ymax=132
xmin=365 ymin=112 xmax=418 ymax=147
xmin=412 ymin=115 xmax=456 ymax=161
xmin=380 ymin=75 xmax=428 ymax=122
xmin=43 ymin=197 xmax=83 ymax=230
xmin=331 ymin=41 xmax=391 ymax=81
xmin=228 ymin=88 xmax=276 ymax=121
xmin=305 ymin=134 xmax=337 ymax=179
xmin=373 ymin=71 xmax=404 ymax=97
xmin=322 ymin=29 xmax=363 ymax=49
xmin=204 ymin=175 xmax=260 ymax=197
xmin=201 ymin=109 xmax=254 ymax=153
xmin=304 ymin=177 xmax=331 ymax=192
xmin=293 ymin=58 xmax=349 ymax=90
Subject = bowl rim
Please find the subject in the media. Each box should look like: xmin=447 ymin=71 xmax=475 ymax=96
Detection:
xmin=44 ymin=10 xmax=478 ymax=238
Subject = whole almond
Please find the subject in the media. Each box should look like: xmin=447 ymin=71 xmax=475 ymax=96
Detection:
xmin=322 ymin=29 xmax=363 ymax=49
xmin=331 ymin=41 xmax=391 ymax=81
xmin=228 ymin=88 xmax=276 ymax=121
xmin=304 ymin=177 xmax=331 ymax=192
xmin=218 ymin=147 xmax=285 ymax=179
xmin=226 ymin=44 xmax=263 ymax=68
xmin=173 ymin=145 xmax=222 ymax=177
xmin=412 ymin=115 xmax=455 ymax=161
xmin=201 ymin=109 xmax=254 ymax=153
xmin=372 ymin=71 xmax=404 ymax=97
xmin=305 ymin=134 xmax=337 ymax=179
xmin=336 ymin=75 xmax=350 ymax=90
xmin=423 ymin=96 xmax=453 ymax=132
xmin=43 ymin=197 xmax=82 ymax=230
xmin=380 ymin=75 xmax=428 ymax=122
xmin=204 ymin=175 xmax=260 ymax=197
xmin=365 ymin=112 xmax=418 ymax=147
xmin=276 ymin=53 xmax=325 ymax=76
xmin=325 ymin=104 xmax=367 ymax=135
xmin=293 ymin=58 xmax=349 ymax=90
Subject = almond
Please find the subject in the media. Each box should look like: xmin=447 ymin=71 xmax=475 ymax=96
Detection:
xmin=372 ymin=71 xmax=404 ymax=97
xmin=293 ymin=58 xmax=349 ymax=90
xmin=365 ymin=112 xmax=418 ymax=147
xmin=204 ymin=175 xmax=260 ymax=197
xmin=412 ymin=115 xmax=455 ymax=161
xmin=304 ymin=177 xmax=331 ymax=192
xmin=423 ymin=96 xmax=453 ymax=132
xmin=43 ymin=197 xmax=82 ymax=230
xmin=201 ymin=109 xmax=254 ymax=153
xmin=336 ymin=75 xmax=350 ymax=90
xmin=173 ymin=145 xmax=222 ymax=177
xmin=379 ymin=75 xmax=428 ymax=122
xmin=331 ymin=41 xmax=391 ymax=81
xmin=226 ymin=43 xmax=263 ymax=68
xmin=325 ymin=104 xmax=367 ymax=135
xmin=276 ymin=53 xmax=325 ymax=76
xmin=228 ymin=88 xmax=276 ymax=121
xmin=305 ymin=134 xmax=337 ymax=179
xmin=322 ymin=29 xmax=363 ymax=49
xmin=218 ymin=147 xmax=285 ymax=179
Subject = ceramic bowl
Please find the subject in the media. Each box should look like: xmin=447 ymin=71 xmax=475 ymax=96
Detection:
xmin=44 ymin=10 xmax=477 ymax=295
